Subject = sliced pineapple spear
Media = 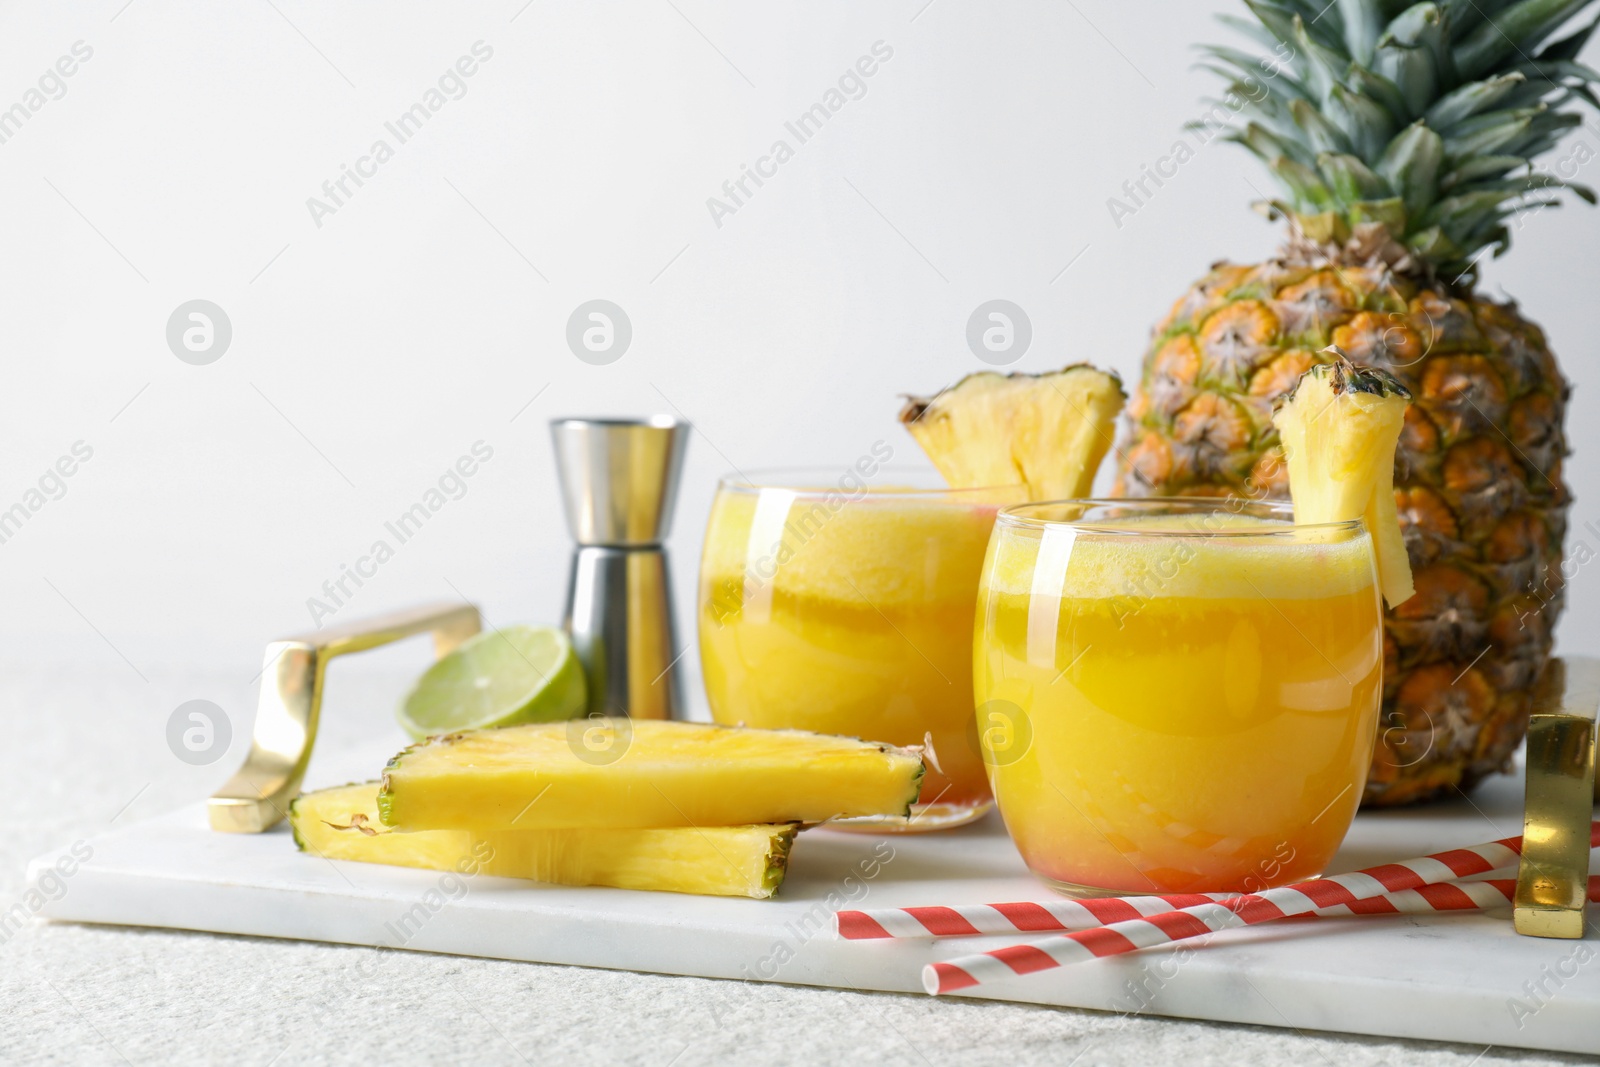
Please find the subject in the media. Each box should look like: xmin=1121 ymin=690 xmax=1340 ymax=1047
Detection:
xmin=292 ymin=783 xmax=797 ymax=899
xmin=1273 ymin=350 xmax=1415 ymax=608
xmin=377 ymin=719 xmax=925 ymax=832
xmin=899 ymin=365 xmax=1125 ymax=499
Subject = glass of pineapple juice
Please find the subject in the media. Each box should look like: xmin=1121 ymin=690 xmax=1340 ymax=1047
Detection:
xmin=699 ymin=468 xmax=1028 ymax=831
xmin=974 ymin=498 xmax=1384 ymax=894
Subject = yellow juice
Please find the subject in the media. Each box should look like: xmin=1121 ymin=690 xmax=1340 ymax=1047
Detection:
xmin=700 ymin=482 xmax=1015 ymax=826
xmin=976 ymin=510 xmax=1382 ymax=893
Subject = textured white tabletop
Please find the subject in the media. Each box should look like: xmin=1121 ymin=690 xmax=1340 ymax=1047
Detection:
xmin=2 ymin=665 xmax=1590 ymax=1067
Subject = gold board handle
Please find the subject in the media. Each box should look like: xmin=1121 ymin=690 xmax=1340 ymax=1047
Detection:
xmin=207 ymin=601 xmax=482 ymax=833
xmin=1514 ymin=656 xmax=1599 ymax=938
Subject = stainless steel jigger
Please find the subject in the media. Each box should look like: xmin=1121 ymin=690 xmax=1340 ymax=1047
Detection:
xmin=551 ymin=416 xmax=689 ymax=720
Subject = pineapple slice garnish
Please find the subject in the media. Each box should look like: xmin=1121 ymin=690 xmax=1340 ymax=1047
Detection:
xmin=1273 ymin=350 xmax=1414 ymax=608
xmin=377 ymin=719 xmax=925 ymax=832
xmin=292 ymin=783 xmax=798 ymax=899
xmin=899 ymin=365 xmax=1125 ymax=500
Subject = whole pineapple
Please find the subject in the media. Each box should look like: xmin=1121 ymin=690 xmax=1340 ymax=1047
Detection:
xmin=1114 ymin=0 xmax=1598 ymax=805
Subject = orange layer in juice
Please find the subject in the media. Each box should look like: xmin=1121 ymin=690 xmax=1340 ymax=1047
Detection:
xmin=976 ymin=522 xmax=1382 ymax=893
xmin=700 ymin=489 xmax=999 ymax=809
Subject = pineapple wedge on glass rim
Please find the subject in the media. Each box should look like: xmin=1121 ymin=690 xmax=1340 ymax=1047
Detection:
xmin=377 ymin=719 xmax=925 ymax=832
xmin=292 ymin=783 xmax=798 ymax=899
xmin=1274 ymin=351 xmax=1415 ymax=608
xmin=898 ymin=365 xmax=1125 ymax=499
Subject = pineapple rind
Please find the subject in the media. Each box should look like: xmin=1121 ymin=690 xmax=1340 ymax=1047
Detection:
xmin=293 ymin=782 xmax=800 ymax=899
xmin=377 ymin=719 xmax=925 ymax=832
xmin=1118 ymin=257 xmax=1570 ymax=806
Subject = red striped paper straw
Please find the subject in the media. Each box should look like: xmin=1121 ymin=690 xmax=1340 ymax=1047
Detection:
xmin=840 ymin=876 xmax=1600 ymax=940
xmin=842 ymin=891 xmax=1253 ymax=940
xmin=924 ymin=821 xmax=1600 ymax=995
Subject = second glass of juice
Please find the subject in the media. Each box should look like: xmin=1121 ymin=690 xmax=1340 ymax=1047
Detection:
xmin=975 ymin=499 xmax=1383 ymax=894
xmin=699 ymin=468 xmax=1025 ymax=831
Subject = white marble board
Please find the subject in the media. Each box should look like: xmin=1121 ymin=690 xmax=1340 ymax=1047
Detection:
xmin=26 ymin=762 xmax=1600 ymax=1056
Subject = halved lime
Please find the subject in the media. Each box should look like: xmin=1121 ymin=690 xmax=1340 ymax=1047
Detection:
xmin=398 ymin=625 xmax=588 ymax=740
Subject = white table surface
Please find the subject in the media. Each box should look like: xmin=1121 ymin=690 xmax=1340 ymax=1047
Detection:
xmin=3 ymin=663 xmax=1593 ymax=1066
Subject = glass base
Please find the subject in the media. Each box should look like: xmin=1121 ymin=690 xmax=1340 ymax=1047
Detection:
xmin=1039 ymin=873 xmax=1324 ymax=898
xmin=1041 ymin=877 xmax=1150 ymax=899
xmin=826 ymin=800 xmax=993 ymax=834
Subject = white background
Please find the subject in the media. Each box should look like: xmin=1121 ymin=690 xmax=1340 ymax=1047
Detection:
xmin=1 ymin=0 xmax=1597 ymax=766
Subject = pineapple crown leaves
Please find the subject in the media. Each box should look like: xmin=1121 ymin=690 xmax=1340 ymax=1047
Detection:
xmin=1204 ymin=0 xmax=1600 ymax=281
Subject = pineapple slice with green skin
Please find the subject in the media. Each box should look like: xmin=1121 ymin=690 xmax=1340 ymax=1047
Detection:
xmin=899 ymin=365 xmax=1125 ymax=500
xmin=1274 ymin=351 xmax=1414 ymax=608
xmin=377 ymin=719 xmax=925 ymax=832
xmin=292 ymin=783 xmax=798 ymax=899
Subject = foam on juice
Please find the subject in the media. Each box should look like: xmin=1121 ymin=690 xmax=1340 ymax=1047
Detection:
xmin=982 ymin=513 xmax=1376 ymax=603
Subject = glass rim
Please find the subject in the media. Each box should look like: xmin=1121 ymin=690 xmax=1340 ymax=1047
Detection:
xmin=716 ymin=466 xmax=1026 ymax=498
xmin=550 ymin=415 xmax=681 ymax=429
xmin=996 ymin=497 xmax=1366 ymax=538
